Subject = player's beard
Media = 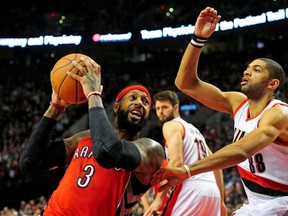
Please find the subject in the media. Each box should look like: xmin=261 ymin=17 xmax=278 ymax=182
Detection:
xmin=160 ymin=112 xmax=174 ymax=125
xmin=117 ymin=108 xmax=147 ymax=134
xmin=241 ymin=80 xmax=268 ymax=100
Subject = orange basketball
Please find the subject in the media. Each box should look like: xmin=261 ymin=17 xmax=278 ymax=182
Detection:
xmin=50 ymin=53 xmax=89 ymax=104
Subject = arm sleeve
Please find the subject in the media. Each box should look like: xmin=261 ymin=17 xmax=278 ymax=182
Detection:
xmin=89 ymin=107 xmax=141 ymax=171
xmin=19 ymin=117 xmax=66 ymax=173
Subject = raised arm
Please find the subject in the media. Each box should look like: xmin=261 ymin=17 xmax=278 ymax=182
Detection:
xmin=175 ymin=7 xmax=244 ymax=115
xmin=68 ymin=57 xmax=165 ymax=173
xmin=67 ymin=58 xmax=141 ymax=170
xmin=19 ymin=91 xmax=70 ymax=173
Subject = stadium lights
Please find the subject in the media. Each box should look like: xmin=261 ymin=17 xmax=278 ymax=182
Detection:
xmin=0 ymin=8 xmax=287 ymax=48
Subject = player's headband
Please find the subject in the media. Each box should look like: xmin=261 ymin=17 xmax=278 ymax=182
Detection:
xmin=115 ymin=85 xmax=152 ymax=107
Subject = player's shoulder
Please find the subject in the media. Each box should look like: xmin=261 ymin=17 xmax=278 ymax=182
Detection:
xmin=133 ymin=138 xmax=165 ymax=173
xmin=134 ymin=137 xmax=162 ymax=148
xmin=265 ymin=103 xmax=288 ymax=118
xmin=265 ymin=99 xmax=288 ymax=110
xmin=261 ymin=103 xmax=288 ymax=129
xmin=163 ymin=118 xmax=184 ymax=129
xmin=225 ymin=91 xmax=247 ymax=111
xmin=134 ymin=138 xmax=164 ymax=157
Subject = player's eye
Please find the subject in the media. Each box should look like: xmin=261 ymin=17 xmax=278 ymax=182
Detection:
xmin=142 ymin=98 xmax=149 ymax=106
xmin=129 ymin=95 xmax=136 ymax=100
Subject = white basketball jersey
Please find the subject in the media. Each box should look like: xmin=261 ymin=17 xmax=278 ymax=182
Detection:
xmin=166 ymin=117 xmax=216 ymax=182
xmin=233 ymin=98 xmax=288 ymax=199
xmin=162 ymin=117 xmax=220 ymax=216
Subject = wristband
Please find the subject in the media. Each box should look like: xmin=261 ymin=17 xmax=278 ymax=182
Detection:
xmin=87 ymin=91 xmax=102 ymax=99
xmin=183 ymin=165 xmax=191 ymax=178
xmin=190 ymin=33 xmax=208 ymax=48
xmin=50 ymin=101 xmax=65 ymax=112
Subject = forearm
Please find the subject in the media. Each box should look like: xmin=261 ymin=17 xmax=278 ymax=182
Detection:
xmin=175 ymin=43 xmax=202 ymax=90
xmin=141 ymin=191 xmax=151 ymax=210
xmin=189 ymin=144 xmax=247 ymax=176
xmin=44 ymin=103 xmax=65 ymax=120
xmin=88 ymin=96 xmax=140 ymax=170
xmin=19 ymin=117 xmax=66 ymax=172
xmin=88 ymin=93 xmax=103 ymax=109
xmin=155 ymin=189 xmax=168 ymax=201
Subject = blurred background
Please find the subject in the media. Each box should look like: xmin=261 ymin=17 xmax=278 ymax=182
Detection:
xmin=0 ymin=0 xmax=288 ymax=215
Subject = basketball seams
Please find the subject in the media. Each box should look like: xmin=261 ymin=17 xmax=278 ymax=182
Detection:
xmin=50 ymin=53 xmax=88 ymax=104
xmin=56 ymin=63 xmax=74 ymax=99
xmin=51 ymin=59 xmax=72 ymax=77
xmin=74 ymin=61 xmax=85 ymax=104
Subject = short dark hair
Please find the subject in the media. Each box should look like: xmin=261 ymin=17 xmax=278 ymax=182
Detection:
xmin=153 ymin=90 xmax=180 ymax=106
xmin=258 ymin=58 xmax=286 ymax=92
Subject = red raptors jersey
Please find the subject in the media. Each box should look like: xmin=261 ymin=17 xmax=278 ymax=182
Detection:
xmin=44 ymin=136 xmax=132 ymax=216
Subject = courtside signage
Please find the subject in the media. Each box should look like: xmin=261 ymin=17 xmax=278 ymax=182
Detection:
xmin=0 ymin=8 xmax=287 ymax=47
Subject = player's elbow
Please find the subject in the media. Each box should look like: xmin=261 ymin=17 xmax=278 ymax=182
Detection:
xmin=235 ymin=148 xmax=250 ymax=163
xmin=239 ymin=152 xmax=249 ymax=161
xmin=175 ymin=77 xmax=185 ymax=90
xmin=92 ymin=141 xmax=117 ymax=169
xmin=19 ymin=157 xmax=42 ymax=174
xmin=175 ymin=78 xmax=199 ymax=94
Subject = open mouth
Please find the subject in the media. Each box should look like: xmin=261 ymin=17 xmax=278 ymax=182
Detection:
xmin=241 ymin=77 xmax=248 ymax=86
xmin=130 ymin=108 xmax=142 ymax=120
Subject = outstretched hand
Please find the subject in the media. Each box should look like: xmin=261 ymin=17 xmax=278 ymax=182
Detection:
xmin=150 ymin=167 xmax=188 ymax=192
xmin=67 ymin=56 xmax=102 ymax=98
xmin=194 ymin=7 xmax=221 ymax=38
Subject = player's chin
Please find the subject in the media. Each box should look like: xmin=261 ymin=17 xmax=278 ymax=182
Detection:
xmin=129 ymin=114 xmax=142 ymax=122
xmin=130 ymin=118 xmax=142 ymax=125
xmin=129 ymin=115 xmax=147 ymax=128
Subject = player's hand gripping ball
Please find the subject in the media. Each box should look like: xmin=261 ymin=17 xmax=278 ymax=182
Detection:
xmin=50 ymin=53 xmax=90 ymax=104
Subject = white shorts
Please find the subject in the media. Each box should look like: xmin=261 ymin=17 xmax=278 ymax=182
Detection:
xmin=164 ymin=180 xmax=221 ymax=216
xmin=233 ymin=196 xmax=288 ymax=216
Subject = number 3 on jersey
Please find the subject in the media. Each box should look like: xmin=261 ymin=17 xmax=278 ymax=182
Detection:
xmin=77 ymin=164 xmax=95 ymax=188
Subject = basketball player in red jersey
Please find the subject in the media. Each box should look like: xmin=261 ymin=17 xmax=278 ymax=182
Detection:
xmin=19 ymin=57 xmax=165 ymax=215
xmin=151 ymin=7 xmax=288 ymax=215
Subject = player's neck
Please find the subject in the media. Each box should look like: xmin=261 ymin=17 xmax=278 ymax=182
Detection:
xmin=117 ymin=130 xmax=139 ymax=141
xmin=248 ymin=95 xmax=275 ymax=117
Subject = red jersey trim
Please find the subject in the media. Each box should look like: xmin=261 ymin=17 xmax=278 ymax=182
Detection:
xmin=237 ymin=165 xmax=288 ymax=192
xmin=233 ymin=98 xmax=248 ymax=119
xmin=162 ymin=184 xmax=183 ymax=216
xmin=172 ymin=119 xmax=185 ymax=140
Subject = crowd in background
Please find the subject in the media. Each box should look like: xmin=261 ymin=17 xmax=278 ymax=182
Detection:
xmin=0 ymin=38 xmax=287 ymax=215
xmin=1 ymin=0 xmax=286 ymax=37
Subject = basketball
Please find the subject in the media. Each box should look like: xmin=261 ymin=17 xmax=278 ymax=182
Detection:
xmin=50 ymin=53 xmax=89 ymax=104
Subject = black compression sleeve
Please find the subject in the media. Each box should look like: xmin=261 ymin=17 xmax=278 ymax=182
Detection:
xmin=89 ymin=107 xmax=141 ymax=170
xmin=42 ymin=140 xmax=66 ymax=170
xmin=19 ymin=117 xmax=66 ymax=173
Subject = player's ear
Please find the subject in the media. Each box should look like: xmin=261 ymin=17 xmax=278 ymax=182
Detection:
xmin=113 ymin=102 xmax=119 ymax=113
xmin=268 ymin=79 xmax=280 ymax=91
xmin=174 ymin=104 xmax=179 ymax=112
